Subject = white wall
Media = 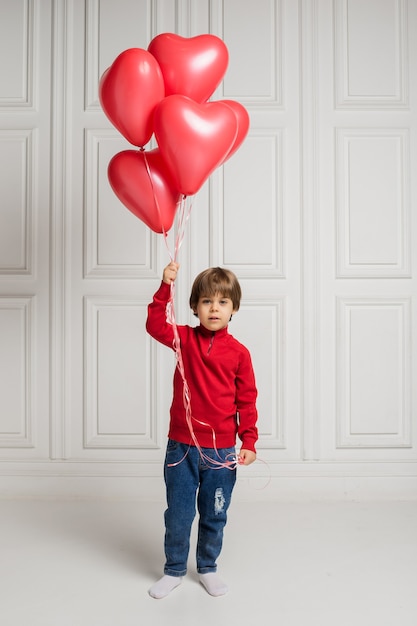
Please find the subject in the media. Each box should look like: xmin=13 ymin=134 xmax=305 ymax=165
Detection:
xmin=0 ymin=0 xmax=416 ymax=500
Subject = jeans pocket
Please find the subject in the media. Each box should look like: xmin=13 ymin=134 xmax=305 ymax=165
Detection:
xmin=166 ymin=439 xmax=179 ymax=453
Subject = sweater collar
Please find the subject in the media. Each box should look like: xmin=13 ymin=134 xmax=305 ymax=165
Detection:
xmin=196 ymin=324 xmax=229 ymax=339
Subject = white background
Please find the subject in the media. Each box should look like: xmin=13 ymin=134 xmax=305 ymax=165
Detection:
xmin=0 ymin=0 xmax=416 ymax=500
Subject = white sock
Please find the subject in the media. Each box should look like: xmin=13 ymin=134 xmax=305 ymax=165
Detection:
xmin=199 ymin=572 xmax=228 ymax=597
xmin=148 ymin=575 xmax=182 ymax=599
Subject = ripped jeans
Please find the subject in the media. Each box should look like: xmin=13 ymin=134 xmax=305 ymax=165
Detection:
xmin=163 ymin=439 xmax=237 ymax=577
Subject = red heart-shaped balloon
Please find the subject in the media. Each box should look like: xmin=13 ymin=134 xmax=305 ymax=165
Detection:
xmin=154 ymin=95 xmax=238 ymax=196
xmin=99 ymin=48 xmax=165 ymax=147
xmin=148 ymin=33 xmax=229 ymax=103
xmin=107 ymin=149 xmax=180 ymax=233
xmin=219 ymin=100 xmax=250 ymax=163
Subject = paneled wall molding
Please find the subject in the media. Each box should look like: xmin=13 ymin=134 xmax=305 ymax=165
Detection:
xmin=1 ymin=0 xmax=416 ymax=499
xmin=336 ymin=297 xmax=412 ymax=448
xmin=83 ymin=129 xmax=158 ymax=279
xmin=0 ymin=129 xmax=34 ymax=275
xmin=50 ymin=0 xmax=71 ymax=461
xmin=334 ymin=0 xmax=409 ymax=109
xmin=335 ymin=127 xmax=411 ymax=277
xmin=0 ymin=296 xmax=35 ymax=448
xmin=1 ymin=458 xmax=416 ymax=478
xmin=0 ymin=0 xmax=35 ymax=109
xmin=85 ymin=0 xmax=101 ymax=110
xmin=86 ymin=0 xmax=160 ymax=114
xmin=83 ymin=296 xmax=158 ymax=450
xmin=1 ymin=462 xmax=417 ymax=504
xmin=299 ymin=0 xmax=321 ymax=461
xmin=219 ymin=0 xmax=284 ymax=108
xmin=234 ymin=300 xmax=285 ymax=449
xmin=211 ymin=129 xmax=284 ymax=278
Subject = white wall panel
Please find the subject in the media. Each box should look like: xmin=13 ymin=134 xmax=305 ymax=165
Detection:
xmin=86 ymin=0 xmax=152 ymax=109
xmin=153 ymin=0 xmax=177 ymax=34
xmin=0 ymin=131 xmax=33 ymax=273
xmin=220 ymin=131 xmax=283 ymax=275
xmin=0 ymin=0 xmax=51 ymax=463
xmin=222 ymin=0 xmax=282 ymax=105
xmin=0 ymin=297 xmax=34 ymax=447
xmin=318 ymin=0 xmax=417 ymax=464
xmin=0 ymin=0 xmax=33 ymax=106
xmin=84 ymin=129 xmax=156 ymax=277
xmin=334 ymin=0 xmax=408 ymax=108
xmin=0 ymin=0 xmax=416 ymax=495
xmin=336 ymin=128 xmax=410 ymax=276
xmin=337 ymin=298 xmax=411 ymax=448
xmin=232 ymin=301 xmax=285 ymax=449
xmin=84 ymin=297 xmax=156 ymax=449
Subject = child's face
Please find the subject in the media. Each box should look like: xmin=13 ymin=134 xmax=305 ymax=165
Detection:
xmin=194 ymin=293 xmax=237 ymax=331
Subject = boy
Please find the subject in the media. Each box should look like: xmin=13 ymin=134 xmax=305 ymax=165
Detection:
xmin=146 ymin=262 xmax=258 ymax=599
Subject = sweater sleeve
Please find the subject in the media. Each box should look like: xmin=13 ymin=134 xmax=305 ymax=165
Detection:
xmin=146 ymin=281 xmax=175 ymax=349
xmin=235 ymin=349 xmax=259 ymax=453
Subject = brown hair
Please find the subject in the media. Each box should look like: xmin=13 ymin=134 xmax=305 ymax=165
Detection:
xmin=189 ymin=267 xmax=242 ymax=313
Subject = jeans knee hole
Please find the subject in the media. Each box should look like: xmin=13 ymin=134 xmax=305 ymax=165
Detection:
xmin=214 ymin=488 xmax=226 ymax=515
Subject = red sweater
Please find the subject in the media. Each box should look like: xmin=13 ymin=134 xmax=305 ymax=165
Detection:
xmin=146 ymin=281 xmax=258 ymax=452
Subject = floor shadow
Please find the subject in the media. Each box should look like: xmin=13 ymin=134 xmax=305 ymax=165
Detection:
xmin=3 ymin=500 xmax=165 ymax=579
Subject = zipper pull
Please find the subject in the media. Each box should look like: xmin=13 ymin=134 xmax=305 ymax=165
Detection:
xmin=207 ymin=332 xmax=215 ymax=354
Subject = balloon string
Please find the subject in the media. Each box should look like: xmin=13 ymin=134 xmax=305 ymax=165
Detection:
xmin=140 ymin=149 xmax=247 ymax=472
xmin=140 ymin=149 xmax=188 ymax=263
xmin=166 ymin=286 xmax=238 ymax=471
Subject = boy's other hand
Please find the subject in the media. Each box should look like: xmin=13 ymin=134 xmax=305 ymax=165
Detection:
xmin=238 ymin=449 xmax=256 ymax=465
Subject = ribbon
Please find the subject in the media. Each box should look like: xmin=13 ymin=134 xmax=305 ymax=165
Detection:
xmin=142 ymin=150 xmax=244 ymax=472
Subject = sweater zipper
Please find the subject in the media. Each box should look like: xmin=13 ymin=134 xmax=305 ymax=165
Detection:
xmin=207 ymin=332 xmax=215 ymax=355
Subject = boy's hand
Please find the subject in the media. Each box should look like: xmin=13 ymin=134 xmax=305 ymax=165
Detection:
xmin=238 ymin=449 xmax=256 ymax=466
xmin=163 ymin=262 xmax=180 ymax=284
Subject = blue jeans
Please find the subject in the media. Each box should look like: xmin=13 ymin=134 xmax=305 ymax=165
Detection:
xmin=163 ymin=439 xmax=237 ymax=577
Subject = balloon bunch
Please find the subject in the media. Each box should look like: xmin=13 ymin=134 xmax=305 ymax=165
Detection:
xmin=99 ymin=35 xmax=257 ymax=474
xmin=99 ymin=33 xmax=250 ymax=235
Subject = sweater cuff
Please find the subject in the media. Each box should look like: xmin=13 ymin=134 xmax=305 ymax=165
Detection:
xmin=240 ymin=439 xmax=257 ymax=453
xmin=154 ymin=280 xmax=171 ymax=300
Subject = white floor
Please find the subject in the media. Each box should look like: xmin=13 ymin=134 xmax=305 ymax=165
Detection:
xmin=1 ymin=498 xmax=417 ymax=626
